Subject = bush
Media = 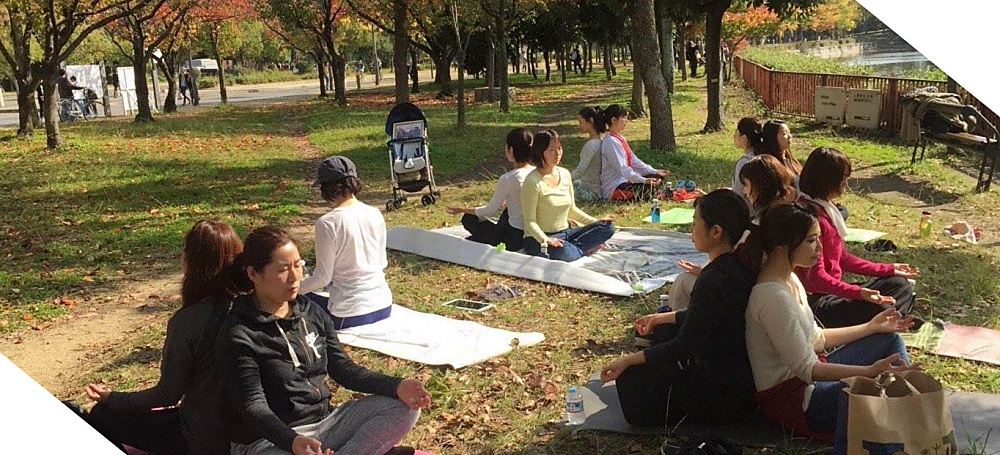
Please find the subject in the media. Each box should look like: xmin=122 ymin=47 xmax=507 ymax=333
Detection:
xmin=197 ymin=78 xmax=217 ymax=89
xmin=295 ymin=61 xmax=315 ymax=74
xmin=738 ymin=46 xmax=947 ymax=81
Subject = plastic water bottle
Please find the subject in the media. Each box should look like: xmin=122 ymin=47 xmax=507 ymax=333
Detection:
xmin=539 ymin=242 xmax=549 ymax=259
xmin=650 ymin=198 xmax=661 ymax=223
xmin=657 ymin=294 xmax=672 ymax=313
xmin=565 ymin=386 xmax=585 ymax=425
xmin=919 ymin=211 xmax=932 ymax=238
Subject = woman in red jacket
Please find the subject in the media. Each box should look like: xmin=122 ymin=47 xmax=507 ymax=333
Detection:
xmin=795 ymin=147 xmax=918 ymax=328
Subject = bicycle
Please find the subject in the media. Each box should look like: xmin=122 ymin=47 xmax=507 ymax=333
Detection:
xmin=58 ymin=98 xmax=86 ymax=122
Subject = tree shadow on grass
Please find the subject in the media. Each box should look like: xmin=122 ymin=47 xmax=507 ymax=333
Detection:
xmin=851 ymin=171 xmax=962 ymax=207
xmin=96 ymin=345 xmax=162 ymax=374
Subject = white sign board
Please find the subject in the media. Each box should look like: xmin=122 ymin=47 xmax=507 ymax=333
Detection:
xmin=815 ymin=86 xmax=846 ymax=125
xmin=64 ymin=64 xmax=104 ymax=100
xmin=846 ymin=88 xmax=882 ymax=129
xmin=117 ymin=66 xmax=139 ymax=115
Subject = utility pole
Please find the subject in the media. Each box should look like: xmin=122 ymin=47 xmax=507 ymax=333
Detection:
xmin=151 ymin=49 xmax=163 ymax=111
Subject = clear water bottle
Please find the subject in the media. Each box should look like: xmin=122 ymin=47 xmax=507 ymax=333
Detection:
xmin=565 ymin=386 xmax=585 ymax=425
xmin=919 ymin=211 xmax=932 ymax=238
xmin=656 ymin=294 xmax=672 ymax=313
xmin=539 ymin=242 xmax=549 ymax=259
xmin=650 ymin=198 xmax=661 ymax=223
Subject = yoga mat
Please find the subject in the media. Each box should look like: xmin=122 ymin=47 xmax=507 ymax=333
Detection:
xmin=900 ymin=319 xmax=946 ymax=352
xmin=949 ymin=391 xmax=1000 ymax=455
xmin=843 ymin=227 xmax=887 ymax=244
xmin=574 ymin=372 xmax=828 ymax=449
xmin=642 ymin=207 xmax=695 ymax=225
xmin=389 ymin=226 xmax=706 ymax=296
xmin=335 ymin=304 xmax=544 ymax=369
xmin=936 ymin=323 xmax=1000 ymax=366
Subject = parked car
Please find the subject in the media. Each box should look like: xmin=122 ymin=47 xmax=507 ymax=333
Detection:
xmin=187 ymin=58 xmax=219 ymax=75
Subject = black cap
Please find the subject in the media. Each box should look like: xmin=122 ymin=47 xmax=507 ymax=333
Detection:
xmin=314 ymin=156 xmax=357 ymax=186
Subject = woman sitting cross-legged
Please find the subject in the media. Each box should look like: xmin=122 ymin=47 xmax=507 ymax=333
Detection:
xmin=601 ymin=189 xmax=757 ymax=427
xmin=740 ymin=203 xmax=917 ymax=439
xmin=83 ymin=219 xmax=243 ymax=455
xmin=796 ymin=147 xmax=917 ymax=328
xmin=446 ymin=127 xmax=534 ymax=252
xmin=218 ymin=226 xmax=431 ymax=455
xmin=521 ymin=129 xmax=616 ymax=262
xmin=599 ymin=104 xmax=671 ymax=201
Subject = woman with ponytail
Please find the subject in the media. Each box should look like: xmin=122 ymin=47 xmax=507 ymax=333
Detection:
xmin=740 ymin=204 xmax=916 ymax=440
xmin=600 ymin=189 xmax=756 ymax=428
xmin=84 ymin=220 xmax=243 ymax=454
xmin=219 ymin=226 xmax=430 ymax=455
xmin=760 ymin=119 xmax=803 ymax=189
xmin=732 ymin=117 xmax=764 ymax=204
xmin=571 ymin=106 xmax=605 ymax=202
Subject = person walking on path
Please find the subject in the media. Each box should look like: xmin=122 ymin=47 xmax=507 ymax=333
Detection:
xmin=686 ymin=41 xmax=700 ymax=78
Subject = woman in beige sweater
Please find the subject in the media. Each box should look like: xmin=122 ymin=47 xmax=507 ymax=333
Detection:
xmin=520 ymin=129 xmax=616 ymax=262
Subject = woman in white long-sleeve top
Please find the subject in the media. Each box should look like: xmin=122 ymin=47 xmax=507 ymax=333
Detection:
xmin=599 ymin=104 xmax=671 ymax=201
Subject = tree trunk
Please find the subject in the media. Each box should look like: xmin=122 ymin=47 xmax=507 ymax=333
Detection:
xmin=631 ymin=62 xmax=645 ymax=117
xmin=676 ymin=21 xmax=687 ymax=82
xmin=586 ymin=41 xmax=593 ymax=73
xmin=393 ymin=0 xmax=409 ymax=103
xmin=655 ymin=0 xmax=674 ymax=94
xmin=628 ymin=0 xmax=675 ymax=150
xmin=451 ymin=0 xmax=466 ymax=129
xmin=543 ymin=50 xmax=551 ymax=82
xmin=332 ymin=52 xmax=347 ymax=105
xmin=409 ymin=49 xmax=419 ymax=94
xmin=559 ymin=47 xmax=567 ymax=84
xmin=702 ymin=2 xmax=727 ymax=133
xmin=315 ymin=52 xmax=328 ymax=98
xmin=210 ymin=30 xmax=228 ymax=104
xmin=529 ymin=48 xmax=536 ymax=79
xmin=133 ymin=47 xmax=154 ymax=122
xmin=495 ymin=8 xmax=509 ymax=113
xmin=42 ymin=76 xmax=62 ymax=149
xmin=16 ymin=84 xmax=38 ymax=136
xmin=433 ymin=53 xmax=453 ymax=97
xmin=603 ymin=42 xmax=613 ymax=81
xmin=486 ymin=28 xmax=495 ymax=100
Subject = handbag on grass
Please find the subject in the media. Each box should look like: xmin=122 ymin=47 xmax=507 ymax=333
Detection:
xmin=834 ymin=370 xmax=957 ymax=455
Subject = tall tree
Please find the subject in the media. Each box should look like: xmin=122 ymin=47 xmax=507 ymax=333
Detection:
xmin=392 ymin=0 xmax=407 ymax=103
xmin=106 ymin=0 xmax=194 ymax=122
xmin=579 ymin=0 xmax=626 ymax=81
xmin=627 ymin=0 xmax=673 ymax=149
xmin=261 ymin=0 xmax=349 ymax=105
xmin=191 ymin=0 xmax=256 ymax=105
xmin=0 ymin=3 xmax=42 ymax=136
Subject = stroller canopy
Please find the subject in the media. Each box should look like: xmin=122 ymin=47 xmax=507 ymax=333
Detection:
xmin=385 ymin=102 xmax=427 ymax=136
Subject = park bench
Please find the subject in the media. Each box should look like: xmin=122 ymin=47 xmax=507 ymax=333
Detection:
xmin=901 ymin=90 xmax=1000 ymax=192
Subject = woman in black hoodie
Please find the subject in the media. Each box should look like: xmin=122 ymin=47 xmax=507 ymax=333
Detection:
xmin=83 ymin=219 xmax=243 ymax=454
xmin=218 ymin=226 xmax=430 ymax=455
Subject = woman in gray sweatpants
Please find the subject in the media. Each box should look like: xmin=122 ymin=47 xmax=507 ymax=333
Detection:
xmin=219 ymin=226 xmax=431 ymax=455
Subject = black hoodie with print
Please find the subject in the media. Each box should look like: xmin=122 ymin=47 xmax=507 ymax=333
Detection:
xmin=218 ymin=294 xmax=402 ymax=452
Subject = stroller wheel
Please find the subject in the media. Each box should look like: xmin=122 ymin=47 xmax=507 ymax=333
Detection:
xmin=421 ymin=194 xmax=435 ymax=206
xmin=386 ymin=201 xmax=397 ymax=212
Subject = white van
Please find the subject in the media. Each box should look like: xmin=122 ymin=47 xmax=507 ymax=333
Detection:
xmin=187 ymin=58 xmax=219 ymax=75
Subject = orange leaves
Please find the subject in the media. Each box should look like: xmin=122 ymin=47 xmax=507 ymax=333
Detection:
xmin=722 ymin=5 xmax=781 ymax=51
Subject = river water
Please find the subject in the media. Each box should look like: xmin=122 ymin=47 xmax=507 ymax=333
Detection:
xmin=838 ymin=50 xmax=940 ymax=78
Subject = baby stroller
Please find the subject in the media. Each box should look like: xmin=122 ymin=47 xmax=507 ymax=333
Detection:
xmin=384 ymin=102 xmax=440 ymax=211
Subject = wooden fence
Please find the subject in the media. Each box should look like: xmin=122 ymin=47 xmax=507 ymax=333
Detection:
xmin=732 ymin=55 xmax=1000 ymax=134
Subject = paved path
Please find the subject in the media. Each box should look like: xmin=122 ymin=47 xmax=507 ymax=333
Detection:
xmin=0 ymin=69 xmax=435 ymax=128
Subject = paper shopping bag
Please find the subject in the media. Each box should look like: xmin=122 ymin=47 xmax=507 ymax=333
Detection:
xmin=834 ymin=370 xmax=956 ymax=455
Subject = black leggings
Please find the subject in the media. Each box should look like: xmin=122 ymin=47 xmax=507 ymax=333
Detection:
xmin=461 ymin=209 xmax=524 ymax=251
xmin=87 ymin=402 xmax=190 ymax=455
xmin=616 ymin=324 xmax=747 ymax=427
xmin=809 ymin=276 xmax=914 ymax=328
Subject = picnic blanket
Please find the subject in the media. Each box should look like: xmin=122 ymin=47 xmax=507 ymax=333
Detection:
xmin=387 ymin=226 xmax=706 ymax=296
xmin=332 ymin=304 xmax=544 ymax=369
xmin=576 ymin=370 xmax=1000 ymax=455
xmin=843 ymin=227 xmax=887 ymax=244
xmin=641 ymin=207 xmax=695 ymax=225
xmin=902 ymin=321 xmax=1000 ymax=366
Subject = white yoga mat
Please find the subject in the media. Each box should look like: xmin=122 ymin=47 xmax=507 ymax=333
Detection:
xmin=336 ymin=304 xmax=545 ymax=369
xmin=388 ymin=226 xmax=706 ymax=296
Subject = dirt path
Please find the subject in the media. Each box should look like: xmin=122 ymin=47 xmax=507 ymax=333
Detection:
xmin=0 ymin=106 xmax=329 ymax=398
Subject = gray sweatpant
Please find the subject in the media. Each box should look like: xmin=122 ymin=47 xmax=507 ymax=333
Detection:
xmin=231 ymin=395 xmax=420 ymax=455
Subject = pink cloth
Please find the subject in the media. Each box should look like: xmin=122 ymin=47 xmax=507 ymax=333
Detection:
xmin=795 ymin=198 xmax=894 ymax=300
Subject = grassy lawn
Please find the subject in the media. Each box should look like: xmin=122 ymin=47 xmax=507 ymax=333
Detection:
xmin=4 ymin=69 xmax=999 ymax=454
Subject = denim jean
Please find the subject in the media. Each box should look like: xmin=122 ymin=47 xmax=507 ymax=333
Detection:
xmin=804 ymin=332 xmax=909 ymax=432
xmin=522 ymin=221 xmax=615 ymax=262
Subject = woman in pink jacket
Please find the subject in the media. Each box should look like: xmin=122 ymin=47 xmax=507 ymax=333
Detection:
xmin=795 ymin=147 xmax=918 ymax=328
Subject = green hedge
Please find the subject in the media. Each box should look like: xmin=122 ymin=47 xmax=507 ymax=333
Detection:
xmin=738 ymin=46 xmax=946 ymax=81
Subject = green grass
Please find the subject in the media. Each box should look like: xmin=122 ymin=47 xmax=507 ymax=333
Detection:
xmin=7 ymin=69 xmax=999 ymax=454
xmin=739 ymin=46 xmax=948 ymax=81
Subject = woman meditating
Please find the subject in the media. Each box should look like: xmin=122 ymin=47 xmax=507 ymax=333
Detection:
xmin=602 ymin=189 xmax=757 ymax=427
xmin=796 ymin=147 xmax=917 ymax=328
xmin=446 ymin=128 xmax=534 ymax=252
xmin=571 ymin=106 xmax=604 ymax=203
xmin=300 ymin=155 xmax=394 ymax=330
xmin=760 ymin=119 xmax=803 ymax=190
xmin=731 ymin=117 xmax=764 ymax=206
xmin=741 ymin=203 xmax=917 ymax=439
xmin=521 ymin=129 xmax=616 ymax=262
xmin=84 ymin=220 xmax=243 ymax=455
xmin=599 ymin=104 xmax=670 ymax=201
xmin=665 ymin=154 xmax=797 ymax=312
xmin=219 ymin=226 xmax=431 ymax=455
